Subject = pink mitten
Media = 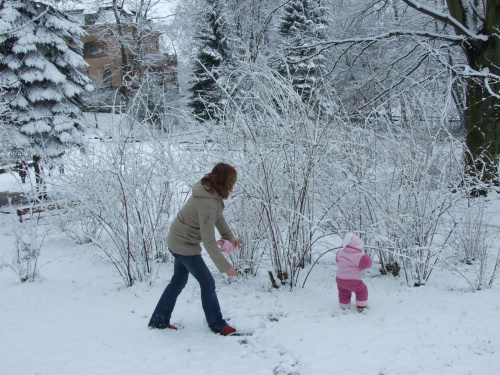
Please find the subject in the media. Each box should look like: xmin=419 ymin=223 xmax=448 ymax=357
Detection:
xmin=217 ymin=239 xmax=238 ymax=254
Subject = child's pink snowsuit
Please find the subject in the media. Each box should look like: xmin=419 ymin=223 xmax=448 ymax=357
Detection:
xmin=336 ymin=233 xmax=372 ymax=309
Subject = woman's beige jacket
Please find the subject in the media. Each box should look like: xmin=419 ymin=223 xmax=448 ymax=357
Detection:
xmin=167 ymin=181 xmax=234 ymax=273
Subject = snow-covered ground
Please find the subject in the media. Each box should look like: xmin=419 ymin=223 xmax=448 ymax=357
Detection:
xmin=1 ymin=192 xmax=499 ymax=375
xmin=1 ymin=236 xmax=499 ymax=375
xmin=1 ymin=115 xmax=500 ymax=375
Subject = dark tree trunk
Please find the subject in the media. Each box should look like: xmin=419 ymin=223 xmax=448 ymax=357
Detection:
xmin=464 ymin=59 xmax=499 ymax=184
xmin=32 ymin=155 xmax=47 ymax=201
xmin=112 ymin=0 xmax=130 ymax=106
xmin=447 ymin=0 xmax=500 ymax=185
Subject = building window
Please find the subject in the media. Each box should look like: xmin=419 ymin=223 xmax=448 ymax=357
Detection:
xmin=83 ymin=41 xmax=107 ymax=58
xmin=102 ymin=69 xmax=112 ymax=88
xmin=84 ymin=14 xmax=99 ymax=25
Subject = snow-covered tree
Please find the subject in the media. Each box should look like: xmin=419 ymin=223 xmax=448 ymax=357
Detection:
xmin=224 ymin=0 xmax=279 ymax=63
xmin=0 ymin=0 xmax=91 ymax=160
xmin=313 ymin=0 xmax=499 ymax=187
xmin=188 ymin=0 xmax=231 ymax=122
xmin=401 ymin=0 xmax=499 ymax=187
xmin=278 ymin=0 xmax=328 ymax=103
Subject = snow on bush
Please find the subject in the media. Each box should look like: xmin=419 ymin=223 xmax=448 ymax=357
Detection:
xmin=4 ymin=180 xmax=51 ymax=282
xmin=57 ymin=117 xmax=179 ymax=286
xmin=199 ymin=62 xmax=498 ymax=289
xmin=206 ymin=64 xmax=345 ymax=288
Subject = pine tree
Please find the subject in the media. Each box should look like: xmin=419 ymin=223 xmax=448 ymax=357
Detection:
xmin=278 ymin=0 xmax=328 ymax=103
xmin=188 ymin=0 xmax=230 ymax=122
xmin=0 ymin=0 xmax=91 ymax=159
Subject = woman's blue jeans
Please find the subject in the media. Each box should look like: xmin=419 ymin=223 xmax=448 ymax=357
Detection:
xmin=148 ymin=251 xmax=227 ymax=331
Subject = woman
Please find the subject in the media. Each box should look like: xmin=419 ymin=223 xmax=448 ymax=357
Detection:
xmin=148 ymin=163 xmax=240 ymax=335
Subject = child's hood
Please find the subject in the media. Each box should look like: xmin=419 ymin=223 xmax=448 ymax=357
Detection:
xmin=342 ymin=232 xmax=364 ymax=250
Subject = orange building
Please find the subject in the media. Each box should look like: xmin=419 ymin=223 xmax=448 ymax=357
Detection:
xmin=68 ymin=6 xmax=177 ymax=92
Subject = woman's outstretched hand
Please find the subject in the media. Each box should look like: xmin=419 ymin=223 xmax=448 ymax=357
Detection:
xmin=226 ymin=267 xmax=238 ymax=277
xmin=226 ymin=238 xmax=241 ymax=248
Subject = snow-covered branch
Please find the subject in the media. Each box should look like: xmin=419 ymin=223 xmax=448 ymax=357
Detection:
xmin=296 ymin=29 xmax=465 ymax=52
xmin=402 ymin=0 xmax=486 ymax=41
xmin=0 ymin=7 xmax=49 ymax=37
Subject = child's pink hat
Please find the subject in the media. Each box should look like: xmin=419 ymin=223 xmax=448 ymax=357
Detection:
xmin=217 ymin=239 xmax=238 ymax=254
xmin=342 ymin=232 xmax=363 ymax=249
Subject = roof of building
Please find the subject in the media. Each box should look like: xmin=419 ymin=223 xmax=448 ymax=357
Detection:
xmin=67 ymin=3 xmax=136 ymax=27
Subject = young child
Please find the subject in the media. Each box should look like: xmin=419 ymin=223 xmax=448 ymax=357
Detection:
xmin=336 ymin=233 xmax=372 ymax=312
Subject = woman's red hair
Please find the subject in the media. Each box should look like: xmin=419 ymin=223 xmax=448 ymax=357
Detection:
xmin=201 ymin=163 xmax=237 ymax=199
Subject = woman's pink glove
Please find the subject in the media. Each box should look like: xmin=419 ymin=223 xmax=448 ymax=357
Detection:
xmin=217 ymin=239 xmax=239 ymax=254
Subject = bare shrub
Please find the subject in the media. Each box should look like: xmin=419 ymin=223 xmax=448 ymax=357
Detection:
xmin=4 ymin=178 xmax=51 ymax=282
xmin=207 ymin=64 xmax=339 ymax=288
xmin=56 ymin=202 xmax=102 ymax=245
xmin=59 ymin=114 xmax=178 ymax=287
xmin=454 ymin=200 xmax=489 ymax=265
xmin=325 ymin=95 xmax=465 ymax=286
xmin=224 ymin=195 xmax=266 ymax=276
xmin=7 ymin=213 xmax=49 ymax=282
xmin=452 ymin=198 xmax=500 ymax=290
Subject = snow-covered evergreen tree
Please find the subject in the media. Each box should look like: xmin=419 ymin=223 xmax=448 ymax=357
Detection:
xmin=0 ymin=0 xmax=92 ymax=158
xmin=278 ymin=0 xmax=328 ymax=103
xmin=188 ymin=0 xmax=230 ymax=122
